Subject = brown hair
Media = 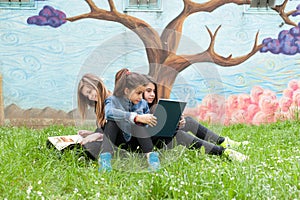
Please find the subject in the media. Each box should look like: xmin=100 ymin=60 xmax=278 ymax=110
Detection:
xmin=143 ymin=75 xmax=158 ymax=109
xmin=77 ymin=73 xmax=110 ymax=127
xmin=113 ymin=68 xmax=149 ymax=97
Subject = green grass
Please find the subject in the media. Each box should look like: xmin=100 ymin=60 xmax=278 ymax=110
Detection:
xmin=0 ymin=121 xmax=299 ymax=199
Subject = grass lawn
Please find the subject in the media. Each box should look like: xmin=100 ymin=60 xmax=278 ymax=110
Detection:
xmin=0 ymin=120 xmax=299 ymax=199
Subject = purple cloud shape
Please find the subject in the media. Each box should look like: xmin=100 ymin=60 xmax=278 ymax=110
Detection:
xmin=27 ymin=5 xmax=66 ymax=28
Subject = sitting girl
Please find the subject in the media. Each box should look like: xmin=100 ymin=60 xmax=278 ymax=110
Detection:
xmin=143 ymin=75 xmax=249 ymax=162
xmin=76 ymin=73 xmax=111 ymax=159
xmin=99 ymin=69 xmax=161 ymax=172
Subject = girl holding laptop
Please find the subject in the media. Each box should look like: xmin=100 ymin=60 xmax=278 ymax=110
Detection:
xmin=143 ymin=75 xmax=249 ymax=162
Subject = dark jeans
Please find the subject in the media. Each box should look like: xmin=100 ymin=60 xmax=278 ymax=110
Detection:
xmin=101 ymin=120 xmax=173 ymax=155
xmin=166 ymin=116 xmax=226 ymax=155
xmin=181 ymin=116 xmax=225 ymax=144
xmin=168 ymin=130 xmax=225 ymax=155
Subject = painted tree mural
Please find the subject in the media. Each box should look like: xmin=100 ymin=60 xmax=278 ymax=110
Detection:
xmin=27 ymin=0 xmax=300 ymax=99
xmin=26 ymin=0 xmax=300 ymax=126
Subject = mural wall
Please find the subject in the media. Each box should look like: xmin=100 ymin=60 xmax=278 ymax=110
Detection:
xmin=0 ymin=0 xmax=299 ymax=126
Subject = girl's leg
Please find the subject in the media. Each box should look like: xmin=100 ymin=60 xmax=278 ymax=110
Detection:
xmin=169 ymin=130 xmax=249 ymax=162
xmin=99 ymin=120 xmax=124 ymax=172
xmin=166 ymin=130 xmax=195 ymax=149
xmin=132 ymin=125 xmax=160 ymax=171
xmin=173 ymin=130 xmax=224 ymax=155
xmin=181 ymin=116 xmax=225 ymax=144
xmin=191 ymin=136 xmax=249 ymax=162
xmin=151 ymin=136 xmax=174 ymax=149
xmin=131 ymin=125 xmax=154 ymax=153
xmin=101 ymin=120 xmax=123 ymax=154
xmin=189 ymin=137 xmax=225 ymax=155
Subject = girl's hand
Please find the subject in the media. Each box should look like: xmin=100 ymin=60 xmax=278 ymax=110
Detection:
xmin=80 ymin=132 xmax=103 ymax=145
xmin=77 ymin=130 xmax=94 ymax=137
xmin=178 ymin=115 xmax=186 ymax=128
xmin=136 ymin=114 xmax=157 ymax=127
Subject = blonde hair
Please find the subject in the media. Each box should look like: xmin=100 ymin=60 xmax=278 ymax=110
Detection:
xmin=77 ymin=73 xmax=110 ymax=127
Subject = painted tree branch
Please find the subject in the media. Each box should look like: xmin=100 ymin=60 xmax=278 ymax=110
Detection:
xmin=271 ymin=0 xmax=298 ymax=27
xmin=160 ymin=0 xmax=252 ymax=62
xmin=164 ymin=25 xmax=263 ymax=73
xmin=66 ymin=0 xmax=163 ymax=71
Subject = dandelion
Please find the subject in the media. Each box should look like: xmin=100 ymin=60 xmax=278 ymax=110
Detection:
xmin=277 ymin=159 xmax=283 ymax=163
xmin=74 ymin=188 xmax=78 ymax=193
xmin=138 ymin=180 xmax=143 ymax=185
xmin=26 ymin=185 xmax=33 ymax=195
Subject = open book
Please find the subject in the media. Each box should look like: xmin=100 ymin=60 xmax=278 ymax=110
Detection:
xmin=47 ymin=135 xmax=83 ymax=151
xmin=47 ymin=134 xmax=102 ymax=160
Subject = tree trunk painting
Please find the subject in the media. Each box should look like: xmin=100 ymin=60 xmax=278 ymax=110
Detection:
xmin=65 ymin=0 xmax=264 ymax=98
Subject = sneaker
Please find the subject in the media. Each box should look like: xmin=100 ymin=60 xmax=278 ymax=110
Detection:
xmin=99 ymin=152 xmax=112 ymax=172
xmin=147 ymin=152 xmax=160 ymax=172
xmin=224 ymin=149 xmax=249 ymax=162
xmin=220 ymin=137 xmax=249 ymax=149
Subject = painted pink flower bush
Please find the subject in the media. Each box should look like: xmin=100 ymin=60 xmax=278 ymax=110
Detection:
xmin=184 ymin=79 xmax=300 ymax=126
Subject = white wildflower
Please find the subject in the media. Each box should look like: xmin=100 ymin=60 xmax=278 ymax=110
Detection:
xmin=26 ymin=185 xmax=33 ymax=195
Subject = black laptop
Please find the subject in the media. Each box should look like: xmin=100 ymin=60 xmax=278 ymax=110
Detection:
xmin=147 ymin=99 xmax=187 ymax=137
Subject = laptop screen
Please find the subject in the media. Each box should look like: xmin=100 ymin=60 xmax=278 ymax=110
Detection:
xmin=147 ymin=99 xmax=187 ymax=137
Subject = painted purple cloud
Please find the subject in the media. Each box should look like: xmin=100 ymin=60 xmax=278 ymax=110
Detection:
xmin=27 ymin=5 xmax=66 ymax=28
xmin=260 ymin=23 xmax=300 ymax=55
xmin=292 ymin=4 xmax=300 ymax=17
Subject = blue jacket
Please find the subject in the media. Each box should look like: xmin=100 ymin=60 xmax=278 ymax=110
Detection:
xmin=104 ymin=96 xmax=150 ymax=141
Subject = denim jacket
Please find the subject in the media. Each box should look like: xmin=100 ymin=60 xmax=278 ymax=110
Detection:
xmin=104 ymin=96 xmax=150 ymax=141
